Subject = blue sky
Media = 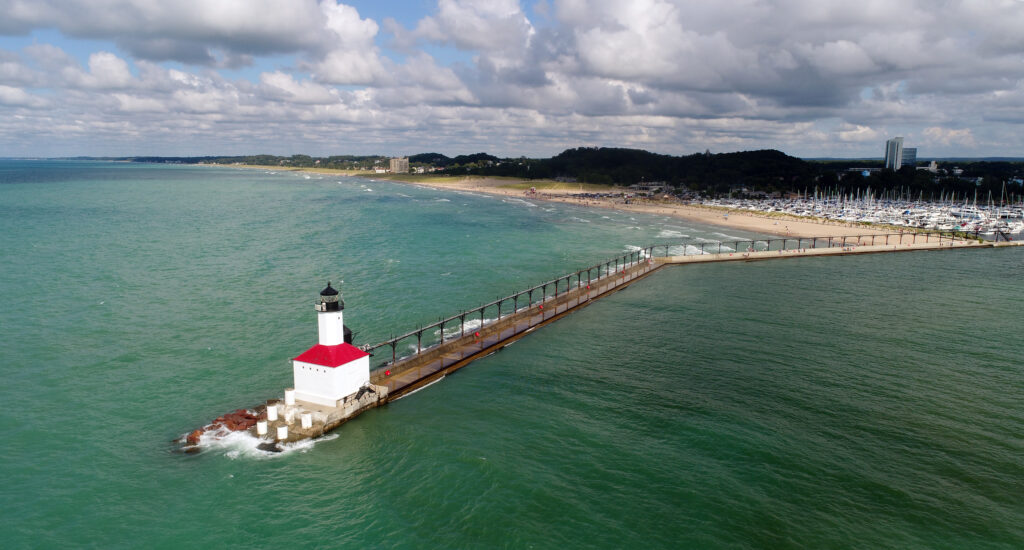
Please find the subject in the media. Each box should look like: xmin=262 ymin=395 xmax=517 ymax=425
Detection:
xmin=1 ymin=1 xmax=1022 ymax=158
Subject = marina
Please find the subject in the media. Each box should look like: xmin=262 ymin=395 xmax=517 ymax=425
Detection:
xmin=699 ymin=194 xmax=1024 ymax=238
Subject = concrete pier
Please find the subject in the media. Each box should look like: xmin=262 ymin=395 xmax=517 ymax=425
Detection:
xmin=182 ymin=232 xmax=1021 ymax=451
xmin=368 ymin=234 xmax=1020 ymax=402
xmin=252 ymin=384 xmax=390 ymax=446
xmin=371 ymin=258 xmax=659 ymax=400
xmin=659 ymin=237 xmax=1014 ymax=265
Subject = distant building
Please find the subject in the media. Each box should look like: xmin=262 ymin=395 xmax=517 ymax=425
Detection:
xmin=901 ymin=147 xmax=917 ymax=169
xmin=389 ymin=157 xmax=409 ymax=174
xmin=884 ymin=137 xmax=904 ymax=170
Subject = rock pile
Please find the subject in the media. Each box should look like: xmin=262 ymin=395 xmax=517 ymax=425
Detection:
xmin=180 ymin=406 xmax=266 ymax=449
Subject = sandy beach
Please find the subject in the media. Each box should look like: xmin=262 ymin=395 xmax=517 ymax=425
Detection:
xmin=366 ymin=175 xmax=898 ymax=240
xmin=216 ymin=164 xmax=917 ymax=241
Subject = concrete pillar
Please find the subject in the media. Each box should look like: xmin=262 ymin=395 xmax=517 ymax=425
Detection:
xmin=277 ymin=425 xmax=288 ymax=441
xmin=267 ymin=404 xmax=278 ymax=421
xmin=301 ymin=413 xmax=312 ymax=429
xmin=256 ymin=420 xmax=268 ymax=436
xmin=284 ymin=389 xmax=295 ymax=406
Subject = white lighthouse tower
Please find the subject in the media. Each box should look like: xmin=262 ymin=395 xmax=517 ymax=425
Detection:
xmin=291 ymin=282 xmax=370 ymax=407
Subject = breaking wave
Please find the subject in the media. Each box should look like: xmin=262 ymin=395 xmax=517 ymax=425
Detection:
xmin=191 ymin=428 xmax=340 ymax=460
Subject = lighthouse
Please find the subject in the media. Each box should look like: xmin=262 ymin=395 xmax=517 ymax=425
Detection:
xmin=291 ymin=282 xmax=370 ymax=407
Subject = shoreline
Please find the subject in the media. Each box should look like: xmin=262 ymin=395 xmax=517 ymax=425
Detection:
xmin=364 ymin=175 xmax=896 ymax=239
xmin=212 ymin=163 xmax=907 ymax=239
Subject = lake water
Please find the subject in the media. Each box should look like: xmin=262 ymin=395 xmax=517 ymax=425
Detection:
xmin=1 ymin=160 xmax=1021 ymax=548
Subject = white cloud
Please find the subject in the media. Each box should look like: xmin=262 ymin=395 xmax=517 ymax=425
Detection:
xmin=259 ymin=72 xmax=338 ymax=104
xmin=86 ymin=52 xmax=133 ymax=88
xmin=0 ymin=0 xmax=328 ymax=63
xmin=0 ymin=84 xmax=48 ymax=107
xmin=837 ymin=124 xmax=880 ymax=142
xmin=923 ymin=126 xmax=976 ymax=147
xmin=2 ymin=0 xmax=1024 ymax=157
xmin=408 ymin=0 xmax=533 ymax=54
xmin=310 ymin=2 xmax=388 ymax=85
xmin=112 ymin=93 xmax=167 ymax=113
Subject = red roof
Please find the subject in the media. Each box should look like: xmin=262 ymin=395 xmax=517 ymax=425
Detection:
xmin=294 ymin=343 xmax=369 ymax=368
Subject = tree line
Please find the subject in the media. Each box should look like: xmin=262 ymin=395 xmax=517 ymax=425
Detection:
xmin=122 ymin=148 xmax=1024 ymax=200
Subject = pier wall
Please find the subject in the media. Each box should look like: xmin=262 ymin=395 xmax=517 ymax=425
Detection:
xmin=365 ymin=232 xmax=1021 ymax=401
xmin=190 ymin=232 xmax=1021 ymax=451
xmin=658 ymin=237 xmax=1017 ymax=265
xmin=369 ymin=258 xmax=659 ymax=398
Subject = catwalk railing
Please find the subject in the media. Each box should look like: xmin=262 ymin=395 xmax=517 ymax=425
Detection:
xmin=363 ymin=230 xmax=980 ymax=386
xmin=365 ymin=246 xmax=655 ymax=381
xmin=644 ymin=230 xmax=982 ymax=257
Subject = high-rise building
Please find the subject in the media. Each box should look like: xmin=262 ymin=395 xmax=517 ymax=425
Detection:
xmin=389 ymin=157 xmax=409 ymax=174
xmin=884 ymin=137 xmax=904 ymax=170
xmin=901 ymin=147 xmax=917 ymax=169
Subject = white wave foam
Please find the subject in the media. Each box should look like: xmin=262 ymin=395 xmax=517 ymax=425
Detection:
xmin=394 ymin=375 xmax=444 ymax=400
xmin=434 ymin=198 xmax=450 ymax=202
xmin=657 ymin=229 xmax=687 ymax=238
xmin=433 ymin=316 xmax=499 ymax=339
xmin=194 ymin=428 xmax=339 ymax=460
xmin=503 ymin=198 xmax=538 ymax=207
xmin=454 ymin=192 xmax=494 ymax=199
xmin=568 ymin=216 xmax=591 ymax=223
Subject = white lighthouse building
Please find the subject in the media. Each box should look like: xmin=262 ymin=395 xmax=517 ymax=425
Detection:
xmin=291 ymin=282 xmax=370 ymax=407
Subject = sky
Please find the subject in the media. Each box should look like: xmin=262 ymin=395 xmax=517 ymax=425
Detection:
xmin=1 ymin=0 xmax=1023 ymax=159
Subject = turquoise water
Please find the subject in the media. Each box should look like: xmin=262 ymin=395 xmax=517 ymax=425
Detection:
xmin=2 ymin=160 xmax=1022 ymax=548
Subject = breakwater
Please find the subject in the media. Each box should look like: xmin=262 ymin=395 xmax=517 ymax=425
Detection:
xmin=185 ymin=229 xmax=1020 ymax=450
xmin=362 ymin=231 xmax=1018 ymax=402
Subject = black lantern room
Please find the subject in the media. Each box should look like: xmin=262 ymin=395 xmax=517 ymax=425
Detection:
xmin=318 ymin=281 xmax=344 ymax=311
